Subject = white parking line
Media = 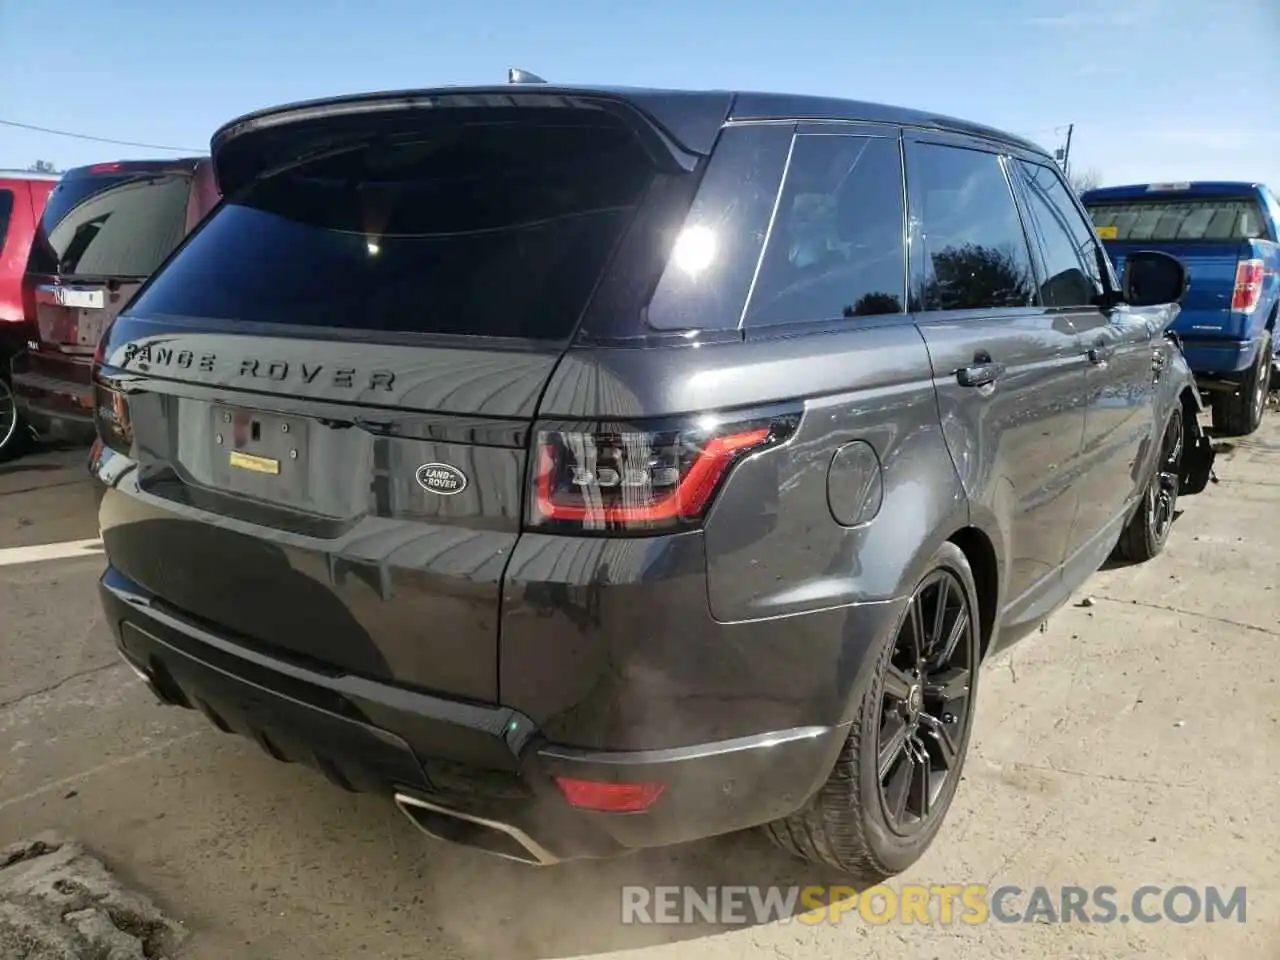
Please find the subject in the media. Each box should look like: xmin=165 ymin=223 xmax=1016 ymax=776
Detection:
xmin=0 ymin=538 xmax=104 ymax=568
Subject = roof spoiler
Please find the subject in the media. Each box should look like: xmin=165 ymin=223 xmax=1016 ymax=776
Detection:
xmin=210 ymin=85 xmax=732 ymax=197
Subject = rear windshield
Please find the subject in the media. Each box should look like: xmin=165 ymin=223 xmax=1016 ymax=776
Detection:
xmin=130 ymin=119 xmax=656 ymax=340
xmin=28 ymin=172 xmax=191 ymax=278
xmin=1085 ymin=197 xmax=1266 ymax=242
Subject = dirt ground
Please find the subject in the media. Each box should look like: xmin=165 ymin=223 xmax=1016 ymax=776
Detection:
xmin=1 ymin=414 xmax=1278 ymax=960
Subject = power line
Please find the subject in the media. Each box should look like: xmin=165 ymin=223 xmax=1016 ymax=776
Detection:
xmin=0 ymin=118 xmax=201 ymax=153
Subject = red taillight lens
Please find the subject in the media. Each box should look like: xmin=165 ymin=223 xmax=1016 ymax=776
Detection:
xmin=1231 ymin=259 xmax=1265 ymax=313
xmin=93 ymin=381 xmax=133 ymax=455
xmin=555 ymin=777 xmax=666 ymax=813
xmin=19 ymin=275 xmax=39 ymax=334
xmin=529 ymin=409 xmax=799 ymax=534
xmin=89 ymin=162 xmax=123 ymax=174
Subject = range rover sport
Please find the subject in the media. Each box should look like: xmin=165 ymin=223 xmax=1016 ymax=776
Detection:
xmin=92 ymin=82 xmax=1213 ymax=878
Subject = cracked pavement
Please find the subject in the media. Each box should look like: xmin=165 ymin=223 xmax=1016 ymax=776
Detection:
xmin=1 ymin=414 xmax=1277 ymax=959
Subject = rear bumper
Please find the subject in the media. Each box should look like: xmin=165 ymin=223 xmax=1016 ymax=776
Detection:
xmin=10 ymin=349 xmax=96 ymax=441
xmin=1177 ymin=336 xmax=1260 ymax=378
xmin=100 ymin=565 xmax=848 ymax=862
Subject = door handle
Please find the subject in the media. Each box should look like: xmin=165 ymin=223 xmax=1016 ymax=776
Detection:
xmin=1088 ymin=339 xmax=1114 ymax=365
xmin=956 ymin=360 xmax=1006 ymax=388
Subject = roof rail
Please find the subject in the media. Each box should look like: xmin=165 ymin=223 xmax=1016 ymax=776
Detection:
xmin=507 ymin=67 xmax=547 ymax=84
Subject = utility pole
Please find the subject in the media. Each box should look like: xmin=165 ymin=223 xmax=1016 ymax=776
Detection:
xmin=1062 ymin=123 xmax=1074 ymax=178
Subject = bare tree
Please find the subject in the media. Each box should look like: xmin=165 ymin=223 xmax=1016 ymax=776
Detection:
xmin=1068 ymin=166 xmax=1103 ymax=195
xmin=27 ymin=159 xmax=61 ymax=174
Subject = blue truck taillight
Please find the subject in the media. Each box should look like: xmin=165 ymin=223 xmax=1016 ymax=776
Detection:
xmin=1231 ymin=259 xmax=1264 ymax=314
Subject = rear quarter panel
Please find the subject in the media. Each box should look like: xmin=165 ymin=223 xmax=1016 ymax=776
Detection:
xmin=515 ymin=321 xmax=988 ymax=740
xmin=537 ymin=322 xmax=976 ymax=617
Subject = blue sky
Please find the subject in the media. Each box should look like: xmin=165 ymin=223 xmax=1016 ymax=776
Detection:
xmin=2 ymin=0 xmax=1277 ymax=189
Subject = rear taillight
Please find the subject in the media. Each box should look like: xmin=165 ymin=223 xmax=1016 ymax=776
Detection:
xmin=93 ymin=381 xmax=133 ymax=455
xmin=19 ymin=275 xmax=38 ymax=334
xmin=529 ymin=408 xmax=800 ymax=534
xmin=1231 ymin=259 xmax=1265 ymax=313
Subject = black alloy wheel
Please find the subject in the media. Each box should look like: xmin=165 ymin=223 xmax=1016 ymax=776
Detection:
xmin=1147 ymin=409 xmax=1183 ymax=546
xmin=1115 ymin=407 xmax=1184 ymax=562
xmin=876 ymin=567 xmax=975 ymax=836
xmin=0 ymin=377 xmax=29 ymax=461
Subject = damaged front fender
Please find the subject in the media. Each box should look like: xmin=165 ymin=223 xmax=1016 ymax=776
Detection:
xmin=1165 ymin=333 xmax=1216 ymax=496
xmin=1179 ymin=400 xmax=1217 ymax=496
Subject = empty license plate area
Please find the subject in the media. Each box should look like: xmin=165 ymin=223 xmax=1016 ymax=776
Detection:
xmin=210 ymin=406 xmax=311 ymax=504
xmin=74 ymin=310 xmax=106 ymax=349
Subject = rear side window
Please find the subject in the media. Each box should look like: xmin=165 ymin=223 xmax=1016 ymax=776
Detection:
xmin=0 ymin=189 xmax=12 ymax=255
xmin=645 ymin=123 xmax=792 ymax=331
xmin=745 ymin=134 xmax=906 ymax=326
xmin=131 ymin=120 xmax=656 ymax=340
xmin=1016 ymin=160 xmax=1105 ymax=307
xmin=1086 ymin=197 xmax=1266 ymax=242
xmin=30 ymin=173 xmax=191 ymax=278
xmin=908 ymin=143 xmax=1036 ymax=312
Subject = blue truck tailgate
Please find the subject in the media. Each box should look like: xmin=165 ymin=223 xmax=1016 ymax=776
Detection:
xmin=1104 ymin=239 xmax=1251 ymax=340
xmin=1082 ymin=183 xmax=1279 ymax=379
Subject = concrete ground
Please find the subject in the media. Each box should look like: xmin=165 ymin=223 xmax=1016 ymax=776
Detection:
xmin=1 ymin=416 xmax=1277 ymax=960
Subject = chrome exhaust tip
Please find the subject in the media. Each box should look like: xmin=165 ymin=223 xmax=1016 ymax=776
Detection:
xmin=116 ymin=650 xmax=168 ymax=705
xmin=393 ymin=792 xmax=559 ymax=866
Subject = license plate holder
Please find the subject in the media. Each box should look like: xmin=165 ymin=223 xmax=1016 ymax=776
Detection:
xmin=75 ymin=311 xmax=106 ymax=348
xmin=210 ymin=407 xmax=310 ymax=504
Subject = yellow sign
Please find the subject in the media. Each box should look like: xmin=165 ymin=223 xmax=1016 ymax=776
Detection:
xmin=1096 ymin=225 xmax=1118 ymax=239
xmin=229 ymin=450 xmax=280 ymax=475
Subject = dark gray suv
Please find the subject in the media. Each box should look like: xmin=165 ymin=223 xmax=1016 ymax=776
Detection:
xmin=92 ymin=82 xmax=1214 ymax=879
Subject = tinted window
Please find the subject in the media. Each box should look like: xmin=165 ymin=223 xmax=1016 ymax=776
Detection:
xmin=0 ymin=190 xmax=12 ymax=255
xmin=646 ymin=124 xmax=792 ymax=331
xmin=132 ymin=120 xmax=655 ymax=340
xmin=1017 ymin=161 xmax=1105 ymax=307
xmin=30 ymin=173 xmax=190 ymax=278
xmin=1086 ymin=197 xmax=1266 ymax=242
xmin=745 ymin=134 xmax=905 ymax=326
xmin=910 ymin=144 xmax=1035 ymax=311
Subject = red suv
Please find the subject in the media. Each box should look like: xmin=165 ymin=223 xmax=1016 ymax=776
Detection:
xmin=1 ymin=170 xmax=59 ymax=457
xmin=12 ymin=158 xmax=218 ymax=447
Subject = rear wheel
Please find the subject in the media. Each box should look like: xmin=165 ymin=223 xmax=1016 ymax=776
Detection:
xmin=765 ymin=542 xmax=980 ymax=880
xmin=0 ymin=376 xmax=32 ymax=462
xmin=1211 ymin=331 xmax=1270 ymax=436
xmin=1115 ymin=409 xmax=1183 ymax=563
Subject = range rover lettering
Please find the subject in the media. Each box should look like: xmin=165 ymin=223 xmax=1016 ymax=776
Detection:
xmin=92 ymin=80 xmax=1213 ymax=878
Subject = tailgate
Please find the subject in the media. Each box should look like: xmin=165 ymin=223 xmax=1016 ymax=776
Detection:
xmin=32 ymin=279 xmax=141 ymax=355
xmin=98 ymin=325 xmax=555 ymax=702
xmin=94 ymin=97 xmax=700 ymax=703
xmin=27 ymin=168 xmax=191 ymax=352
xmin=1105 ymin=240 xmax=1248 ymax=336
xmin=1086 ymin=192 xmax=1265 ymax=339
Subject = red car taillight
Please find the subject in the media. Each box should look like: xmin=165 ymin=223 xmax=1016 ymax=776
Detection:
xmin=19 ymin=274 xmax=39 ymax=336
xmin=529 ymin=408 xmax=800 ymax=534
xmin=1231 ymin=259 xmax=1265 ymax=313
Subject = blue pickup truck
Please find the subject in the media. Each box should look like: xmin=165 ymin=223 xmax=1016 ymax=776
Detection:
xmin=1081 ymin=181 xmax=1279 ymax=436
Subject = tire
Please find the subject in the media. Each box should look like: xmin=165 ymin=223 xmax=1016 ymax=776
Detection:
xmin=1211 ymin=331 xmax=1270 ymax=436
xmin=764 ymin=541 xmax=981 ymax=880
xmin=0 ymin=376 xmax=32 ymax=462
xmin=1114 ymin=408 xmax=1184 ymax=563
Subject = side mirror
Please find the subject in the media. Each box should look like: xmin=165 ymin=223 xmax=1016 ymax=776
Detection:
xmin=1122 ymin=250 xmax=1189 ymax=307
